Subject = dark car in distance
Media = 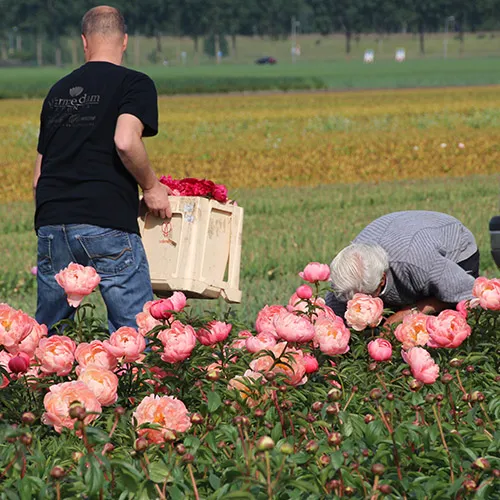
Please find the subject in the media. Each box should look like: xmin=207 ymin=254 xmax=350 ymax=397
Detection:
xmin=255 ymin=56 xmax=277 ymax=65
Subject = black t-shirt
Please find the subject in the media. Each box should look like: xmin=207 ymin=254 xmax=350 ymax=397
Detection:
xmin=35 ymin=61 xmax=158 ymax=234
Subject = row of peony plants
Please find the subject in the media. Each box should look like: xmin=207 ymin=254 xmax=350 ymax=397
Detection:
xmin=0 ymin=262 xmax=498 ymax=498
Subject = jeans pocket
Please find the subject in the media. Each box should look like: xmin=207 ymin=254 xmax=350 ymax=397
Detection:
xmin=77 ymin=229 xmax=135 ymax=275
xmin=37 ymin=234 xmax=53 ymax=274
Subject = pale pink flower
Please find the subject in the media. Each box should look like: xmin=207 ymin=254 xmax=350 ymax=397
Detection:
xmin=75 ymin=340 xmax=118 ymax=374
xmin=367 ymin=338 xmax=392 ymax=361
xmin=35 ymin=335 xmax=76 ymax=376
xmin=13 ymin=318 xmax=47 ymax=358
xmin=345 ymin=293 xmax=384 ymax=331
xmin=296 ymin=285 xmax=313 ymax=300
xmin=426 ymin=310 xmax=471 ymax=348
xmin=299 ymin=262 xmax=331 ymax=282
xmin=133 ymin=395 xmax=191 ymax=444
xmin=42 ymin=381 xmax=102 ymax=434
xmin=458 ymin=142 xmax=465 ymax=149
xmin=472 ymin=277 xmax=500 ymax=311
xmin=402 ymin=347 xmax=440 ymax=384
xmin=228 ymin=370 xmax=265 ymax=408
xmin=272 ymin=309 xmax=315 ymax=343
xmin=158 ymin=320 xmax=197 ymax=363
xmin=136 ymin=301 xmax=162 ymax=336
xmin=394 ymin=312 xmax=430 ymax=350
xmin=250 ymin=342 xmax=307 ymax=386
xmin=313 ymin=316 xmax=350 ymax=356
xmin=230 ymin=330 xmax=253 ymax=349
xmin=78 ymin=367 xmax=119 ymax=406
xmin=149 ymin=292 xmax=187 ymax=320
xmin=0 ymin=350 xmax=12 ymax=388
xmin=103 ymin=327 xmax=146 ymax=363
xmin=196 ymin=321 xmax=232 ymax=346
xmin=255 ymin=305 xmax=286 ymax=337
xmin=55 ymin=263 xmax=101 ymax=307
xmin=0 ymin=304 xmax=34 ymax=351
xmin=303 ymin=354 xmax=319 ymax=373
xmin=245 ymin=331 xmax=277 ymax=353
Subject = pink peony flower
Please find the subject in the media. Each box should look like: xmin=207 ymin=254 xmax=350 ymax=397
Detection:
xmin=402 ymin=347 xmax=439 ymax=384
xmin=157 ymin=320 xmax=197 ymax=363
xmin=149 ymin=292 xmax=187 ymax=321
xmin=255 ymin=305 xmax=286 ymax=337
xmin=394 ymin=312 xmax=430 ymax=350
xmin=8 ymin=352 xmax=30 ymax=374
xmin=0 ymin=304 xmax=34 ymax=351
xmin=55 ymin=263 xmax=101 ymax=307
xmin=313 ymin=316 xmax=350 ymax=356
xmin=228 ymin=370 xmax=265 ymax=407
xmin=230 ymin=330 xmax=253 ymax=349
xmin=299 ymin=262 xmax=331 ymax=283
xmin=13 ymin=318 xmax=47 ymax=358
xmin=456 ymin=298 xmax=480 ymax=319
xmin=472 ymin=277 xmax=500 ymax=311
xmin=133 ymin=394 xmax=191 ymax=444
xmin=0 ymin=350 xmax=12 ymax=388
xmin=273 ymin=309 xmax=315 ymax=343
xmin=75 ymin=340 xmax=118 ymax=374
xmin=78 ymin=367 xmax=119 ymax=406
xmin=35 ymin=335 xmax=76 ymax=376
xmin=136 ymin=300 xmax=162 ymax=336
xmin=345 ymin=293 xmax=384 ymax=331
xmin=287 ymin=293 xmax=326 ymax=316
xmin=250 ymin=342 xmax=307 ymax=386
xmin=103 ymin=327 xmax=146 ymax=363
xmin=30 ymin=266 xmax=38 ymax=276
xmin=426 ymin=310 xmax=471 ymax=349
xmin=196 ymin=321 xmax=232 ymax=346
xmin=42 ymin=381 xmax=102 ymax=434
xmin=314 ymin=304 xmax=339 ymax=322
xmin=367 ymin=338 xmax=392 ymax=361
xmin=303 ymin=354 xmax=319 ymax=373
xmin=213 ymin=184 xmax=228 ymax=203
xmin=296 ymin=285 xmax=313 ymax=300
xmin=245 ymin=331 xmax=277 ymax=353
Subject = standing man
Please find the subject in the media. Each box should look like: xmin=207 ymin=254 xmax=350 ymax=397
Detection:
xmin=326 ymin=211 xmax=480 ymax=325
xmin=34 ymin=6 xmax=171 ymax=333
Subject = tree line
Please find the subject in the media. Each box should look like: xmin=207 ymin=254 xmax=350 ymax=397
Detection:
xmin=1 ymin=0 xmax=500 ymax=65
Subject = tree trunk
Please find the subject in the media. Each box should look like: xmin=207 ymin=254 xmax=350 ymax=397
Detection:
xmin=71 ymin=38 xmax=78 ymax=66
xmin=419 ymin=23 xmax=425 ymax=55
xmin=156 ymin=33 xmax=162 ymax=54
xmin=36 ymin=35 xmax=43 ymax=66
xmin=0 ymin=40 xmax=7 ymax=60
xmin=134 ymin=34 xmax=140 ymax=67
xmin=231 ymin=33 xmax=237 ymax=59
xmin=55 ymin=46 xmax=62 ymax=67
xmin=16 ymin=35 xmax=22 ymax=52
xmin=345 ymin=30 xmax=352 ymax=55
xmin=193 ymin=35 xmax=199 ymax=53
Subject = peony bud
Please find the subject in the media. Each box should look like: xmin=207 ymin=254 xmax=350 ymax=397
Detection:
xmin=72 ymin=451 xmax=84 ymax=463
xmin=8 ymin=353 xmax=30 ymax=374
xmin=379 ymin=484 xmax=391 ymax=494
xmin=327 ymin=432 xmax=342 ymax=446
xmin=386 ymin=393 xmax=394 ymax=401
xmin=21 ymin=412 xmax=36 ymax=426
xmin=319 ymin=454 xmax=331 ymax=467
xmin=164 ymin=429 xmax=177 ymax=442
xmin=175 ymin=443 xmax=186 ymax=455
xmin=470 ymin=391 xmax=485 ymax=402
xmin=472 ymin=458 xmax=491 ymax=471
xmin=370 ymin=388 xmax=382 ymax=400
xmin=364 ymin=414 xmax=376 ymax=424
xmin=182 ymin=453 xmax=195 ymax=464
xmin=69 ymin=404 xmax=86 ymax=421
xmin=344 ymin=486 xmax=356 ymax=496
xmin=257 ymin=436 xmax=275 ymax=451
xmin=305 ymin=440 xmax=319 ymax=453
xmin=311 ymin=402 xmax=324 ymax=412
xmin=409 ymin=379 xmax=423 ymax=391
xmin=190 ymin=413 xmax=204 ymax=425
xmin=463 ymin=479 xmax=477 ymax=492
xmin=449 ymin=358 xmax=463 ymax=368
xmin=50 ymin=466 xmax=65 ymax=479
xmin=296 ymin=285 xmax=313 ymax=300
xmin=303 ymin=354 xmax=319 ymax=374
xmin=280 ymin=443 xmax=294 ymax=455
xmin=134 ymin=438 xmax=149 ymax=453
xmin=440 ymin=373 xmax=453 ymax=384
xmin=20 ymin=433 xmax=32 ymax=446
xmin=371 ymin=463 xmax=385 ymax=475
xmin=327 ymin=388 xmax=342 ymax=401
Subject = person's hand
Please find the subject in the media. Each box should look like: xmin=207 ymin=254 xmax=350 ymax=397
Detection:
xmin=142 ymin=181 xmax=173 ymax=219
xmin=382 ymin=308 xmax=414 ymax=333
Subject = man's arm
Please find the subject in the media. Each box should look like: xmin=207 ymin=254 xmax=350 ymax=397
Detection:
xmin=33 ymin=153 xmax=42 ymax=202
xmin=384 ymin=297 xmax=451 ymax=327
xmin=114 ymin=113 xmax=172 ymax=219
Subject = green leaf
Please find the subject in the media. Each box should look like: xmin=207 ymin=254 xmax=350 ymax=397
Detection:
xmin=148 ymin=461 xmax=172 ymax=484
xmin=271 ymin=422 xmax=282 ymax=442
xmin=330 ymin=450 xmax=344 ymax=470
xmin=209 ymin=472 xmax=221 ymax=490
xmin=207 ymin=391 xmax=222 ymax=412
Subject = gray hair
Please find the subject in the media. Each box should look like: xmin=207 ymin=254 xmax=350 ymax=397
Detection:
xmin=82 ymin=6 xmax=126 ymax=37
xmin=329 ymin=243 xmax=389 ymax=301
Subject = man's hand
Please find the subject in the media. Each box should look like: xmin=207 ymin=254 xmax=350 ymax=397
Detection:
xmin=143 ymin=181 xmax=173 ymax=219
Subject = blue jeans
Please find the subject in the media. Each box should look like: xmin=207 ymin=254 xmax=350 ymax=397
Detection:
xmin=36 ymin=224 xmax=153 ymax=333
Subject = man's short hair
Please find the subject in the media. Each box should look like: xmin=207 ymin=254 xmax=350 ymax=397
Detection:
xmin=329 ymin=243 xmax=389 ymax=301
xmin=82 ymin=6 xmax=126 ymax=37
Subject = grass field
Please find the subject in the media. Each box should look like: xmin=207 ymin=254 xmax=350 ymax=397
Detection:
xmin=0 ymin=86 xmax=499 ymax=324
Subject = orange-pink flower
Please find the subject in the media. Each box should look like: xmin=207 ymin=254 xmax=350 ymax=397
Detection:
xmin=299 ymin=262 xmax=331 ymax=282
xmin=13 ymin=318 xmax=47 ymax=358
xmin=345 ymin=294 xmax=384 ymax=331
xmin=426 ymin=310 xmax=471 ymax=349
xmin=273 ymin=309 xmax=315 ymax=343
xmin=78 ymin=366 xmax=119 ymax=406
xmin=42 ymin=381 xmax=102 ymax=434
xmin=367 ymin=338 xmax=392 ymax=361
xmin=196 ymin=321 xmax=232 ymax=346
xmin=245 ymin=331 xmax=277 ymax=353
xmin=255 ymin=305 xmax=286 ymax=337
xmin=313 ymin=316 xmax=350 ymax=356
xmin=472 ymin=277 xmax=500 ymax=311
xmin=133 ymin=395 xmax=191 ymax=444
xmin=394 ymin=312 xmax=430 ymax=350
xmin=402 ymin=347 xmax=439 ymax=384
xmin=136 ymin=300 xmax=162 ymax=336
xmin=250 ymin=342 xmax=307 ymax=386
xmin=157 ymin=320 xmax=197 ymax=363
xmin=0 ymin=350 xmax=12 ymax=388
xmin=230 ymin=330 xmax=253 ymax=349
xmin=0 ymin=304 xmax=34 ymax=351
xmin=55 ymin=263 xmax=101 ymax=307
xmin=35 ymin=335 xmax=76 ymax=376
xmin=75 ymin=340 xmax=118 ymax=374
xmin=228 ymin=370 xmax=265 ymax=407
xmin=103 ymin=327 xmax=146 ymax=363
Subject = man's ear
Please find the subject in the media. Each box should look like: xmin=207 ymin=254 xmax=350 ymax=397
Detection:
xmin=81 ymin=34 xmax=88 ymax=52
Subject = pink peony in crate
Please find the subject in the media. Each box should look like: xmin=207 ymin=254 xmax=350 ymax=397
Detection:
xmin=138 ymin=177 xmax=243 ymax=303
